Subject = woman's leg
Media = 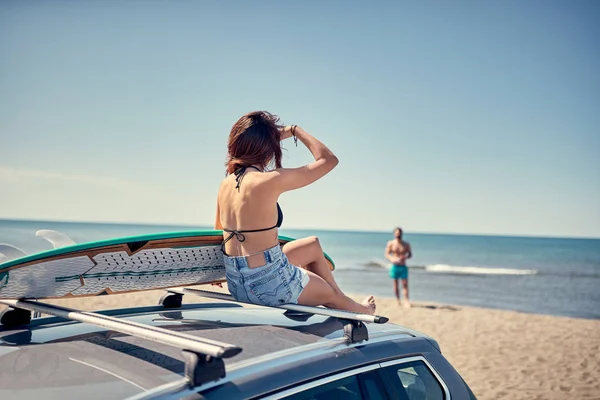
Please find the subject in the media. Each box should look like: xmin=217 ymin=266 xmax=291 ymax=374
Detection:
xmin=283 ymin=236 xmax=376 ymax=314
xmin=297 ymin=270 xmax=376 ymax=314
xmin=282 ymin=236 xmax=342 ymax=293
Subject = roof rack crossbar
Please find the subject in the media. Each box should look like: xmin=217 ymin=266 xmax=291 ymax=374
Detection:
xmin=167 ymin=288 xmax=389 ymax=324
xmin=0 ymin=299 xmax=242 ymax=359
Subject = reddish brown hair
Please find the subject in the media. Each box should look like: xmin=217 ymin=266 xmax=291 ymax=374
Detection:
xmin=226 ymin=111 xmax=283 ymax=174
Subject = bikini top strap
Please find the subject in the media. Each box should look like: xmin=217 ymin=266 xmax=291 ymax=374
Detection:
xmin=233 ymin=165 xmax=261 ymax=192
xmin=221 ymin=224 xmax=279 ymax=255
xmin=221 ymin=229 xmax=241 ymax=256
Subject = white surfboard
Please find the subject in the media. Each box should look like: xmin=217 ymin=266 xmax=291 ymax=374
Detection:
xmin=0 ymin=231 xmax=335 ymax=300
xmin=0 ymin=244 xmax=27 ymax=263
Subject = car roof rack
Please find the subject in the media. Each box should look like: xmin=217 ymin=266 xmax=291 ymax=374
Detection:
xmin=0 ymin=298 xmax=241 ymax=387
xmin=162 ymin=288 xmax=389 ymax=344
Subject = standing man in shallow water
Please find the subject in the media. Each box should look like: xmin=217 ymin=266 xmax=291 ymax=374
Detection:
xmin=385 ymin=227 xmax=412 ymax=308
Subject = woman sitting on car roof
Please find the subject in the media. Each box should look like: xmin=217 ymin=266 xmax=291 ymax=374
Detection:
xmin=215 ymin=111 xmax=376 ymax=315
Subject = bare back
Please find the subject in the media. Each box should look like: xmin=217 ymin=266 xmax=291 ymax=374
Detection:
xmin=217 ymin=170 xmax=280 ymax=256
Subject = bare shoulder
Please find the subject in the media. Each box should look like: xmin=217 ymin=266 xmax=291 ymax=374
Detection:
xmin=403 ymin=240 xmax=412 ymax=248
xmin=262 ymin=160 xmax=337 ymax=193
xmin=255 ymin=170 xmax=282 ymax=188
xmin=236 ymin=171 xmax=283 ymax=201
xmin=262 ymin=167 xmax=295 ymax=182
xmin=216 ymin=178 xmax=227 ymax=199
xmin=259 ymin=168 xmax=297 ymax=193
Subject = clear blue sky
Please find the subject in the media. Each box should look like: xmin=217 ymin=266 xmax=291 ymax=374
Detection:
xmin=1 ymin=0 xmax=599 ymax=238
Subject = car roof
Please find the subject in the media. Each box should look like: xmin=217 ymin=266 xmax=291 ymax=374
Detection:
xmin=0 ymin=302 xmax=432 ymax=400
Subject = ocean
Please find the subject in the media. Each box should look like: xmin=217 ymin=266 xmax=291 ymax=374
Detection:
xmin=1 ymin=219 xmax=599 ymax=320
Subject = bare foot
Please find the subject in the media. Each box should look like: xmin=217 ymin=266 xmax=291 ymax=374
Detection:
xmin=362 ymin=296 xmax=376 ymax=314
xmin=403 ymin=300 xmax=412 ymax=309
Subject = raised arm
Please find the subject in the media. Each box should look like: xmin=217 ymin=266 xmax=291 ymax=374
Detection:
xmin=270 ymin=126 xmax=339 ymax=192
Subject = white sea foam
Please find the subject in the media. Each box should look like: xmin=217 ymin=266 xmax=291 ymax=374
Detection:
xmin=362 ymin=260 xmax=537 ymax=275
xmin=425 ymin=264 xmax=537 ymax=275
xmin=365 ymin=260 xmax=390 ymax=269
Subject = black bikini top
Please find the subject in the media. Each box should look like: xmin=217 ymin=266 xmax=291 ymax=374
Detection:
xmin=221 ymin=165 xmax=283 ymax=254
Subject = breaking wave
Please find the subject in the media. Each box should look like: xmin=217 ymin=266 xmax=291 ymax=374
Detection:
xmin=362 ymin=260 xmax=537 ymax=276
xmin=423 ymin=264 xmax=537 ymax=275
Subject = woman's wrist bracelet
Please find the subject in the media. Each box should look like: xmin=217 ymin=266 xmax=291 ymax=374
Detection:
xmin=291 ymin=125 xmax=298 ymax=147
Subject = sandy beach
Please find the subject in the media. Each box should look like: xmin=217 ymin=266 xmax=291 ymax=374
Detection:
xmin=2 ymin=287 xmax=599 ymax=399
xmin=365 ymin=295 xmax=600 ymax=400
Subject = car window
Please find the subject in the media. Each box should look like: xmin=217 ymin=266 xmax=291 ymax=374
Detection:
xmin=359 ymin=370 xmax=389 ymax=400
xmin=382 ymin=360 xmax=445 ymax=400
xmin=282 ymin=375 xmax=362 ymax=400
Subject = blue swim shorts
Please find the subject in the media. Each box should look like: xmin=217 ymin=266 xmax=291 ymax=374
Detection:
xmin=389 ymin=264 xmax=408 ymax=280
xmin=223 ymin=244 xmax=310 ymax=307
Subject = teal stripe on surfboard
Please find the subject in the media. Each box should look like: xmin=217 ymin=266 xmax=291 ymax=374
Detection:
xmin=0 ymin=231 xmax=335 ymax=270
xmin=0 ymin=230 xmax=223 ymax=270
xmin=55 ymin=265 xmax=224 ymax=282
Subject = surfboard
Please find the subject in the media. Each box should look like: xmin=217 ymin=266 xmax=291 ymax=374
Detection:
xmin=0 ymin=230 xmax=335 ymax=300
xmin=0 ymin=244 xmax=27 ymax=263
xmin=35 ymin=229 xmax=77 ymax=249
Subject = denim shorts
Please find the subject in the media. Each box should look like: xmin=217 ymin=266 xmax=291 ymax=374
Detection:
xmin=223 ymin=244 xmax=310 ymax=307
